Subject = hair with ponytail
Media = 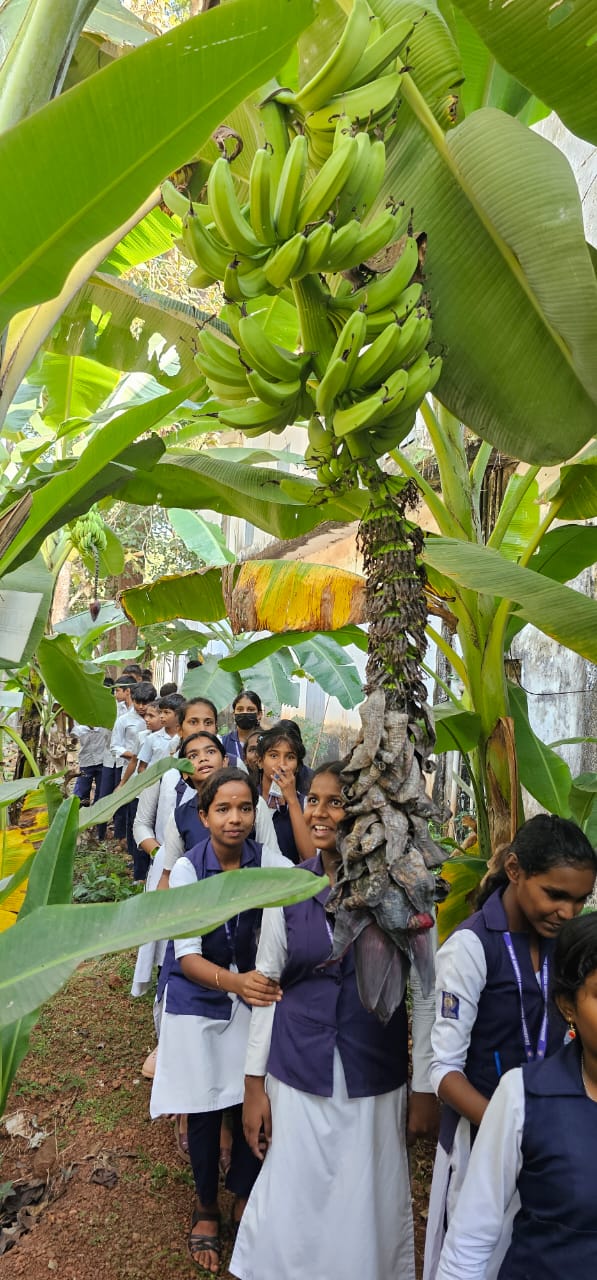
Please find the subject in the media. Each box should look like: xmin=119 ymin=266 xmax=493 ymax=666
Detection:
xmin=476 ymin=814 xmax=597 ymax=908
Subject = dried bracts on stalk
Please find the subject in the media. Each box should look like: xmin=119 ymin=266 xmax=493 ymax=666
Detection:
xmin=326 ymin=478 xmax=449 ymax=1022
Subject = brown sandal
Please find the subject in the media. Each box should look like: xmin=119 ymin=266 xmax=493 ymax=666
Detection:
xmin=188 ymin=1208 xmax=221 ymax=1274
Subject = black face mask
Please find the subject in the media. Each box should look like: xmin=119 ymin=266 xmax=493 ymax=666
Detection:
xmin=235 ymin=712 xmax=259 ymax=730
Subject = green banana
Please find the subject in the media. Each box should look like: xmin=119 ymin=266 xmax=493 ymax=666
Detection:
xmin=298 ymin=220 xmax=335 ymax=275
xmin=237 ymin=313 xmax=308 ymax=382
xmin=344 ymin=430 xmax=378 ymax=461
xmin=348 ymin=320 xmax=404 ymax=390
xmin=247 ymin=369 xmax=302 ymax=407
xmin=195 ymin=350 xmax=249 ymax=390
xmin=236 ymin=262 xmax=275 ymax=298
xmin=305 ymin=125 xmax=335 ymax=168
xmin=307 ymin=414 xmax=334 ymax=458
xmin=335 ymin=131 xmax=372 ymax=222
xmin=207 ymin=156 xmax=265 ymax=257
xmin=330 ymin=306 xmax=367 ymax=371
xmin=320 ymin=219 xmax=362 ymax=271
xmin=273 ymin=134 xmax=308 ymax=239
xmin=263 ymin=232 xmax=307 ymax=288
xmin=378 ymin=366 xmax=409 ymax=416
xmin=197 ymin=325 xmax=244 ymax=373
xmin=352 ymin=235 xmax=419 ymax=311
xmin=344 ymin=18 xmax=414 ymax=90
xmin=400 ymin=352 xmax=443 ymax=409
xmin=333 ymin=389 xmax=388 ymax=438
xmin=218 ymin=399 xmax=293 ymax=432
xmin=161 ymin=179 xmax=191 ymax=219
xmin=296 ymin=136 xmax=359 ymax=230
xmin=181 ymin=210 xmax=230 ymax=278
xmin=249 ymin=146 xmax=277 ymax=246
xmin=341 ymin=205 xmax=402 ymax=271
xmin=259 ymin=99 xmax=290 ymax=185
xmin=187 ymin=264 xmax=219 ymax=289
xmin=363 ymin=284 xmax=423 ymax=334
xmin=201 ymin=377 xmax=250 ymax=404
xmin=396 ymin=307 xmax=432 ymax=367
xmin=294 ymin=0 xmax=371 ymax=113
xmin=306 ymin=72 xmax=402 ymax=133
xmin=315 ymin=357 xmax=351 ymax=418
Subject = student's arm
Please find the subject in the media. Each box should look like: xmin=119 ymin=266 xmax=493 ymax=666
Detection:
xmin=436 ymin=1070 xmax=524 ymax=1279
xmin=408 ymin=924 xmax=440 ymax=1143
xmin=431 ymin=929 xmax=490 ymax=1127
xmin=171 ymin=858 xmax=281 ymax=1006
xmin=243 ymin=905 xmax=288 ymax=1159
xmin=133 ymin=781 xmax=160 ymax=849
xmin=119 ymin=755 xmax=138 ymax=786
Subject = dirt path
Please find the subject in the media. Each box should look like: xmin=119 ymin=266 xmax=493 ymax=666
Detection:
xmin=0 ymin=953 xmax=433 ymax=1279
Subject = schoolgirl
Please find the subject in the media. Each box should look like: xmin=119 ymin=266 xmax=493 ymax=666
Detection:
xmin=436 ymin=910 xmax=597 ymax=1278
xmin=221 ymin=690 xmax=263 ymax=766
xmin=423 ymin=814 xmax=597 ymax=1279
xmin=230 ymin=761 xmax=438 ymax=1280
xmin=255 ymin=724 xmax=312 ymax=863
xmin=158 ymin=731 xmax=281 ymax=884
xmin=150 ymin=768 xmax=288 ymax=1273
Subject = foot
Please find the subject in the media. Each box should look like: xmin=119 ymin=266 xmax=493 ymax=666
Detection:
xmin=189 ymin=1202 xmax=220 ymax=1274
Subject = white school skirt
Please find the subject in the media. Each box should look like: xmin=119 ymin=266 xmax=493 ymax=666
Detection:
xmin=150 ymin=990 xmax=250 ymax=1116
xmin=423 ymin=1114 xmax=518 ymax=1279
xmin=230 ymin=1050 xmax=415 ymax=1280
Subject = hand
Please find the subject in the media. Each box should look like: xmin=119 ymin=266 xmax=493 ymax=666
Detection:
xmin=236 ymin=969 xmax=282 ymax=1007
xmin=406 ymin=1091 xmax=440 ymax=1146
xmin=243 ymin=1076 xmax=272 ymax=1160
xmin=272 ymin=766 xmax=297 ymax=803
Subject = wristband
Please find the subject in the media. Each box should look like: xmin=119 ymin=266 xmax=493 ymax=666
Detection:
xmin=149 ymin=845 xmax=160 ymax=858
xmin=215 ymin=969 xmax=221 ymax=989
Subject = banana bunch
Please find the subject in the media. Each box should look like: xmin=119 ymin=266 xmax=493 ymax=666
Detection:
xmin=275 ymin=0 xmax=414 ymax=163
xmin=194 ymin=312 xmax=310 ymax=435
xmin=70 ymin=508 xmax=107 ymax=558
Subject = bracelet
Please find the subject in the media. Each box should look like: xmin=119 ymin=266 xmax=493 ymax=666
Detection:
xmin=215 ymin=969 xmax=221 ymax=989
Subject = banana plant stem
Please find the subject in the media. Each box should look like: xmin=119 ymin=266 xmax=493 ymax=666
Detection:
xmin=1 ymin=724 xmax=40 ymax=777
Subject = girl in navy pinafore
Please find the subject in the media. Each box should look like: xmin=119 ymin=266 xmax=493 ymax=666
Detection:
xmin=424 ymin=815 xmax=597 ymax=1280
xmin=230 ymin=762 xmax=439 ymax=1280
xmin=150 ymin=767 xmax=290 ymax=1273
xmin=437 ymin=910 xmax=597 ymax=1278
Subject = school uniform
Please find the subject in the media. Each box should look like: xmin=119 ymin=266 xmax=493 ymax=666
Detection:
xmin=160 ymin=792 xmax=282 ymax=872
xmin=137 ymin=727 xmax=179 ymax=767
xmin=96 ymin=701 xmax=124 ymax=838
xmin=72 ymin=724 xmax=111 ymax=805
xmin=423 ymin=887 xmax=567 ymax=1280
xmin=131 ymin=774 xmax=195 ymax=999
xmin=268 ymin=792 xmax=306 ymax=864
xmin=436 ymin=1040 xmax=597 ymax=1279
xmin=221 ymin=728 xmax=252 ymax=767
xmin=230 ymin=854 xmax=436 ymax=1280
xmin=150 ymin=836 xmax=290 ymax=1206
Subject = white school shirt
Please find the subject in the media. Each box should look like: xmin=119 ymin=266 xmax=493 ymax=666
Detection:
xmin=72 ymin=724 xmax=111 ymax=768
xmin=110 ymin=706 xmax=145 ymax=769
xmin=436 ymin=1070 xmax=524 ymax=1279
xmin=132 ymin=763 xmax=195 ymax=849
xmin=429 ymin=929 xmax=488 ymax=1095
xmin=172 ymin=840 xmax=293 ymax=959
xmin=162 ymin=794 xmax=282 ymax=871
xmin=245 ymin=904 xmax=437 ymax=1089
xmin=138 ymin=728 xmax=180 ymax=766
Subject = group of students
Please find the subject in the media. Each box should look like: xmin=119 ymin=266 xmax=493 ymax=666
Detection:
xmin=105 ymin=684 xmax=597 ymax=1279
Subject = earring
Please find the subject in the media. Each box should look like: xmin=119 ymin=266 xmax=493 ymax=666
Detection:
xmin=567 ymin=1020 xmax=576 ymax=1041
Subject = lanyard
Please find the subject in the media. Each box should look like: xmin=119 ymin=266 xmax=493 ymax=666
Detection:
xmin=503 ymin=931 xmax=549 ymax=1061
xmin=223 ymin=915 xmax=240 ymax=967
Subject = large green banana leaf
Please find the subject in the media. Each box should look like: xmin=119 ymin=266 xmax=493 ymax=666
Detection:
xmin=37 ymin=634 xmax=116 ymax=730
xmin=365 ymin=2 xmax=597 ymax=463
xmin=235 ymin=649 xmax=300 ymax=710
xmin=292 ymin=635 xmax=363 ymax=710
xmin=0 ymin=864 xmax=322 ymax=1027
xmin=118 ymin=452 xmax=367 ymax=542
xmin=453 ymin=0 xmax=597 ymax=146
xmin=168 ymin=508 xmax=236 ymax=568
xmin=0 ymin=380 xmax=200 ymax=575
xmin=424 ymin=537 xmax=597 ymax=664
xmin=545 ymin=446 xmax=597 ymax=520
xmin=181 ymin=656 xmax=242 ymax=708
xmin=26 ymin=351 xmax=121 ymax=429
xmin=0 ymin=0 xmax=314 ymax=331
xmin=0 ymin=553 xmax=53 ymax=668
xmin=219 ymin=626 xmax=368 ymax=669
xmin=438 ymin=3 xmax=548 ymax=122
xmin=121 ymin=567 xmax=226 ymax=628
xmin=509 ymin=683 xmax=572 ymax=817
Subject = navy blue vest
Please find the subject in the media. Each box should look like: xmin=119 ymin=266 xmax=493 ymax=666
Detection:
xmin=158 ymin=838 xmax=263 ymax=1021
xmin=221 ymin=729 xmax=244 ymax=763
xmin=439 ymin=888 xmax=566 ymax=1151
xmin=175 ymin=796 xmax=205 ymax=851
xmin=498 ymin=1042 xmax=597 ymax=1278
xmin=267 ymin=855 xmax=409 ymax=1099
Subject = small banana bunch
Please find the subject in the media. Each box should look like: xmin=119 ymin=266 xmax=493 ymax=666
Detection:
xmin=305 ymin=237 xmax=442 ymax=482
xmin=165 ymin=120 xmax=404 ymax=297
xmin=194 ymin=310 xmax=311 ymax=435
xmin=275 ymin=0 xmax=414 ymax=163
xmin=70 ymin=508 xmax=107 ymax=558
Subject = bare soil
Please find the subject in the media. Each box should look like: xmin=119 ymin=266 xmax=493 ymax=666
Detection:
xmin=1 ymin=883 xmax=433 ymax=1279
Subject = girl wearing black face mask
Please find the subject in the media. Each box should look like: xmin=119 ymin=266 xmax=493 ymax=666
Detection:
xmin=221 ymin=691 xmax=263 ymax=766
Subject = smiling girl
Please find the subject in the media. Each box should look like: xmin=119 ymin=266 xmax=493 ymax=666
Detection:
xmin=150 ymin=768 xmax=289 ymax=1273
xmin=230 ymin=761 xmax=438 ymax=1280
xmin=436 ymin=911 xmax=597 ymax=1278
xmin=423 ymin=814 xmax=597 ymax=1279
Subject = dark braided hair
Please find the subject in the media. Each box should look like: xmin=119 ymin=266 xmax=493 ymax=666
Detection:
xmin=477 ymin=814 xmax=597 ymax=908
